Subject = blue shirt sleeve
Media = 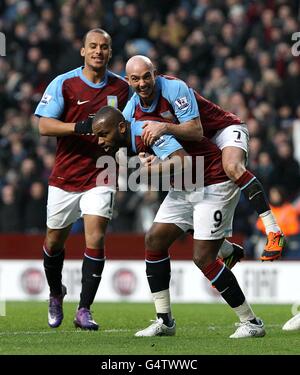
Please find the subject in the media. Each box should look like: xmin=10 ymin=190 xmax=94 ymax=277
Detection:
xmin=151 ymin=134 xmax=184 ymax=160
xmin=131 ymin=120 xmax=183 ymax=160
xmin=122 ymin=95 xmax=136 ymax=122
xmin=161 ymin=78 xmax=199 ymax=123
xmin=34 ymin=75 xmax=65 ymax=118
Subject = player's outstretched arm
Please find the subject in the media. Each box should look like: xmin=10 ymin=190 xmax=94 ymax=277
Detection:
xmin=142 ymin=117 xmax=203 ymax=146
xmin=38 ymin=117 xmax=93 ymax=136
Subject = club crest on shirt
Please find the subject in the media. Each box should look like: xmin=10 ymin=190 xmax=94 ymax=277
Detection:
xmin=160 ymin=111 xmax=176 ymax=122
xmin=107 ymin=96 xmax=118 ymax=108
xmin=175 ymin=96 xmax=189 ymax=110
xmin=40 ymin=93 xmax=52 ymax=105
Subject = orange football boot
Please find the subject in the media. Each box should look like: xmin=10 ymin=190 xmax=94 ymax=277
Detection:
xmin=260 ymin=231 xmax=285 ymax=261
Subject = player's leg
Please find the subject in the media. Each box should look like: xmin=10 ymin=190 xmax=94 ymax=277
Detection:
xmin=74 ymin=186 xmax=115 ymax=330
xmin=135 ymin=222 xmax=182 ymax=337
xmin=44 ymin=226 xmax=71 ymax=296
xmin=73 ymin=214 xmax=109 ymax=331
xmin=81 ymin=215 xmax=108 ymax=311
xmin=193 ymin=239 xmax=265 ymax=338
xmin=214 ymin=125 xmax=284 ymax=261
xmin=135 ymin=191 xmax=192 ymax=337
xmin=222 ymin=146 xmax=284 ymax=261
xmin=44 ymin=227 xmax=71 ymax=328
xmin=192 ymin=181 xmax=265 ymax=338
xmin=45 ymin=186 xmax=82 ymax=328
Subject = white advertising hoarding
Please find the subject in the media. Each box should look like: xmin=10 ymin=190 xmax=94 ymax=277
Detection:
xmin=0 ymin=260 xmax=299 ymax=304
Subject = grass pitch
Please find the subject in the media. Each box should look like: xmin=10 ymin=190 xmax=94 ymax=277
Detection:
xmin=0 ymin=302 xmax=299 ymax=355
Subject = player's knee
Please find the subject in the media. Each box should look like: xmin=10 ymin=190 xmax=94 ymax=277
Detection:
xmin=193 ymin=251 xmax=216 ymax=271
xmin=145 ymin=230 xmax=156 ymax=250
xmin=145 ymin=229 xmax=162 ymax=251
xmin=223 ymin=161 xmax=245 ymax=181
xmin=45 ymin=237 xmax=64 ymax=254
xmin=86 ymin=232 xmax=105 ymax=249
xmin=193 ymin=252 xmax=207 ymax=270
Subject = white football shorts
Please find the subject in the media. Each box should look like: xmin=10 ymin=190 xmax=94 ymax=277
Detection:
xmin=154 ymin=180 xmax=240 ymax=240
xmin=211 ymin=124 xmax=249 ymax=153
xmin=47 ymin=185 xmax=116 ymax=229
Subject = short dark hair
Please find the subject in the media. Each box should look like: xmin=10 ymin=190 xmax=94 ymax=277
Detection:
xmin=82 ymin=28 xmax=112 ymax=47
xmin=94 ymin=106 xmax=124 ymax=124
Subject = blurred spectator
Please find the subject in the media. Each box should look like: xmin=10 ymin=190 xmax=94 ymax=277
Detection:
xmin=109 ymin=191 xmax=137 ymax=232
xmin=225 ymin=55 xmax=250 ymax=92
xmin=204 ymin=67 xmax=231 ymax=103
xmin=134 ymin=191 xmax=161 ymax=233
xmin=270 ymin=142 xmax=300 ymax=198
xmin=0 ymin=184 xmax=21 ymax=232
xmin=19 ymin=158 xmax=39 ymax=192
xmin=24 ymin=181 xmax=47 ymax=233
xmin=254 ymin=152 xmax=274 ymax=193
xmin=282 ymin=61 xmax=300 ymax=112
xmin=160 ymin=11 xmax=188 ymax=49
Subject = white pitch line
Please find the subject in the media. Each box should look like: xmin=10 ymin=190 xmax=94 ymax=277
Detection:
xmin=0 ymin=325 xmax=283 ymax=337
xmin=0 ymin=328 xmax=131 ymax=336
xmin=207 ymin=323 xmax=283 ymax=329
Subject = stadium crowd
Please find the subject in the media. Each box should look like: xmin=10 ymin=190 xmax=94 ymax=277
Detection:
xmin=0 ymin=0 xmax=300 ymax=258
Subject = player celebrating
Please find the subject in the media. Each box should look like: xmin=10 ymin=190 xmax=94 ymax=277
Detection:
xmin=123 ymin=55 xmax=285 ymax=262
xmin=91 ymin=106 xmax=266 ymax=339
xmin=34 ymin=29 xmax=130 ymax=330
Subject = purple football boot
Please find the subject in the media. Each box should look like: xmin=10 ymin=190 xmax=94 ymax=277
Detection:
xmin=74 ymin=308 xmax=99 ymax=331
xmin=48 ymin=285 xmax=67 ymax=328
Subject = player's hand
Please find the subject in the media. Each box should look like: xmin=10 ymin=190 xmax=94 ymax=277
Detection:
xmin=138 ymin=152 xmax=158 ymax=166
xmin=142 ymin=121 xmax=167 ymax=146
xmin=75 ymin=117 xmax=93 ymax=134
